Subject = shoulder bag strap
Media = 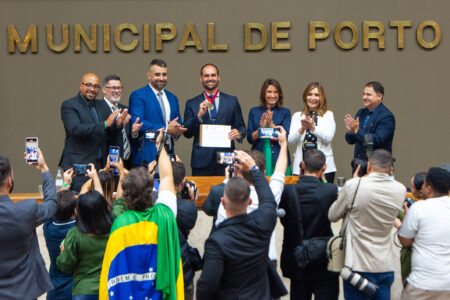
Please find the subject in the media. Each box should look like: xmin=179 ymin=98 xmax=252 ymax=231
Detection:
xmin=288 ymin=185 xmax=305 ymax=246
xmin=339 ymin=177 xmax=362 ymax=236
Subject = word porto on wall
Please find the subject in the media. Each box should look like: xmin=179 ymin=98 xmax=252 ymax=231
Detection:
xmin=7 ymin=20 xmax=441 ymax=54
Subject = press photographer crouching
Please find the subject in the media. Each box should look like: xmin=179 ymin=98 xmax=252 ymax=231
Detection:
xmin=329 ymin=149 xmax=406 ymax=300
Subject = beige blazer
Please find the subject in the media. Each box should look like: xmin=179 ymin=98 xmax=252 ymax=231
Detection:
xmin=329 ymin=172 xmax=406 ymax=272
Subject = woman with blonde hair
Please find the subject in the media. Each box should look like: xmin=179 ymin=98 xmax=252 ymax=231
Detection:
xmin=289 ymin=82 xmax=336 ymax=183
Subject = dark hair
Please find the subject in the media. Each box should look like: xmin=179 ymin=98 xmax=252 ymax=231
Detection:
xmin=224 ymin=177 xmax=250 ymax=205
xmin=302 ymin=81 xmax=328 ymax=116
xmin=369 ymin=149 xmax=393 ymax=171
xmin=172 ymin=161 xmax=186 ymax=187
xmin=200 ymin=63 xmax=219 ymax=76
xmin=98 ymin=171 xmax=115 ymax=203
xmin=0 ymin=156 xmax=12 ymax=186
xmin=259 ymin=78 xmax=284 ymax=107
xmin=54 ymin=190 xmax=77 ymax=221
xmin=425 ymin=167 xmax=450 ymax=194
xmin=122 ymin=167 xmax=154 ymax=211
xmin=303 ymin=149 xmax=326 ymax=173
xmin=241 ymin=150 xmax=266 ymax=184
xmin=150 ymin=59 xmax=167 ymax=68
xmin=365 ymin=81 xmax=384 ymax=96
xmin=102 ymin=74 xmax=121 ymax=86
xmin=76 ymin=190 xmax=112 ymax=235
xmin=412 ymin=172 xmax=427 ymax=191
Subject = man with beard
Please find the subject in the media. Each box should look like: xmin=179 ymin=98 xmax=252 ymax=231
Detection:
xmin=99 ymin=74 xmax=143 ymax=169
xmin=129 ymin=59 xmax=186 ymax=167
xmin=184 ymin=63 xmax=246 ymax=176
xmin=60 ymin=72 xmax=123 ymax=191
xmin=0 ymin=150 xmax=57 ymax=299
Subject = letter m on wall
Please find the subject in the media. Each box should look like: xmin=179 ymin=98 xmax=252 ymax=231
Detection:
xmin=8 ymin=25 xmax=38 ymax=53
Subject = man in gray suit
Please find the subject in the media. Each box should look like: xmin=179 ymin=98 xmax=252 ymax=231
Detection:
xmin=0 ymin=149 xmax=58 ymax=299
xmin=329 ymin=149 xmax=406 ymax=300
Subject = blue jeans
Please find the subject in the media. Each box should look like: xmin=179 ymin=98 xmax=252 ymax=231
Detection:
xmin=343 ymin=271 xmax=394 ymax=300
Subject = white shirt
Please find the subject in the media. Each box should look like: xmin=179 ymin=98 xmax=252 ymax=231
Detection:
xmin=155 ymin=190 xmax=177 ymax=217
xmin=149 ymin=84 xmax=171 ymax=125
xmin=399 ymin=195 xmax=450 ymax=290
xmin=215 ymin=172 xmax=285 ymax=261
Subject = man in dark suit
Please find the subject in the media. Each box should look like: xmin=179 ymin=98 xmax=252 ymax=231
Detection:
xmin=183 ymin=63 xmax=246 ymax=176
xmin=99 ymin=74 xmax=143 ymax=170
xmin=129 ymin=59 xmax=186 ymax=167
xmin=344 ymin=81 xmax=395 ymax=162
xmin=197 ymin=150 xmax=277 ymax=299
xmin=0 ymin=150 xmax=57 ymax=299
xmin=59 ymin=72 xmax=125 ymax=191
xmin=279 ymin=149 xmax=339 ymax=300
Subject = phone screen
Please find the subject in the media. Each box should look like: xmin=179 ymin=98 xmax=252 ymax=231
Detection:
xmin=109 ymin=146 xmax=120 ymax=175
xmin=73 ymin=164 xmax=91 ymax=175
xmin=25 ymin=137 xmax=39 ymax=163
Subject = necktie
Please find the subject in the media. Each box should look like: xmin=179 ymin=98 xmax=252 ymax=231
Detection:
xmin=157 ymin=92 xmax=167 ymax=123
xmin=112 ymin=105 xmax=130 ymax=160
xmin=89 ymin=101 xmax=100 ymax=123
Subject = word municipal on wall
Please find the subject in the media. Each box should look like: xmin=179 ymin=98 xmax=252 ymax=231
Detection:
xmin=7 ymin=21 xmax=441 ymax=54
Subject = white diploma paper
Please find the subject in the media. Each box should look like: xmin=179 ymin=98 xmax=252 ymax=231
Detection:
xmin=200 ymin=124 xmax=231 ymax=148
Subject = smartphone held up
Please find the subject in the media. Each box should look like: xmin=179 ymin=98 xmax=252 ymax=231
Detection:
xmin=25 ymin=137 xmax=39 ymax=163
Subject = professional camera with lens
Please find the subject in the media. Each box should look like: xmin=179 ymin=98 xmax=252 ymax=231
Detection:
xmin=181 ymin=180 xmax=198 ymax=200
xmin=341 ymin=267 xmax=379 ymax=297
xmin=351 ymin=158 xmax=368 ymax=177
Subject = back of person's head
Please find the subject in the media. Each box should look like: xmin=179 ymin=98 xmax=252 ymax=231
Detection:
xmin=76 ymin=190 xmax=112 ymax=235
xmin=172 ymin=161 xmax=186 ymax=187
xmin=98 ymin=171 xmax=115 ymax=203
xmin=302 ymin=149 xmax=326 ymax=173
xmin=122 ymin=167 xmax=154 ymax=211
xmin=425 ymin=167 xmax=450 ymax=195
xmin=368 ymin=149 xmax=393 ymax=173
xmin=224 ymin=177 xmax=250 ymax=208
xmin=54 ymin=190 xmax=77 ymax=222
xmin=241 ymin=151 xmax=265 ymax=184
xmin=412 ymin=172 xmax=427 ymax=191
xmin=0 ymin=156 xmax=12 ymax=187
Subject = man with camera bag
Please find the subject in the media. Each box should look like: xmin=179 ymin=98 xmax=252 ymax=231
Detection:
xmin=279 ymin=149 xmax=339 ymax=300
xmin=329 ymin=149 xmax=405 ymax=300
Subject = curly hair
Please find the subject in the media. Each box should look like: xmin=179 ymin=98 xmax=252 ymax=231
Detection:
xmin=122 ymin=167 xmax=154 ymax=211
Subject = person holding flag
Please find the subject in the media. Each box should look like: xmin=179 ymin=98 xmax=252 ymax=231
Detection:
xmin=100 ymin=129 xmax=184 ymax=300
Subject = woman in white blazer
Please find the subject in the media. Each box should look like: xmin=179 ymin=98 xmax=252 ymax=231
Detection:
xmin=289 ymin=82 xmax=337 ymax=183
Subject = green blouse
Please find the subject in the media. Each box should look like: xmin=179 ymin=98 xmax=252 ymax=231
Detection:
xmin=56 ymin=227 xmax=109 ymax=296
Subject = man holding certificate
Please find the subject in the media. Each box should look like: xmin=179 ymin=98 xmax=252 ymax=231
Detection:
xmin=184 ymin=63 xmax=246 ymax=176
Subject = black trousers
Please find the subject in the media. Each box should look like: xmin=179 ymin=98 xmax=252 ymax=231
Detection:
xmin=290 ymin=276 xmax=339 ymax=300
xmin=192 ymin=159 xmax=226 ymax=176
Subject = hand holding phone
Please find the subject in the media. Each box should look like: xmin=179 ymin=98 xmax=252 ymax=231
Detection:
xmin=25 ymin=137 xmax=39 ymax=163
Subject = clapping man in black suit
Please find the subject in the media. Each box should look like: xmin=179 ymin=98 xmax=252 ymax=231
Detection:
xmin=197 ymin=150 xmax=278 ymax=299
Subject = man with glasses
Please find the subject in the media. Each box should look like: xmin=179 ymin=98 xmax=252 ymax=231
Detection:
xmin=59 ymin=72 xmax=121 ymax=191
xmin=99 ymin=74 xmax=143 ymax=169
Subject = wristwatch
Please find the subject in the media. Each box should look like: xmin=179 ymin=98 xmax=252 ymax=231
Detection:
xmin=250 ymin=165 xmax=260 ymax=173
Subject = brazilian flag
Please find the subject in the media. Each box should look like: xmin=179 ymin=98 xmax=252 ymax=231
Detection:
xmin=99 ymin=203 xmax=184 ymax=300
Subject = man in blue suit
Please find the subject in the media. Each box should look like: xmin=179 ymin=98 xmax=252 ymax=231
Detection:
xmin=344 ymin=81 xmax=395 ymax=162
xmin=184 ymin=63 xmax=246 ymax=176
xmin=129 ymin=59 xmax=186 ymax=167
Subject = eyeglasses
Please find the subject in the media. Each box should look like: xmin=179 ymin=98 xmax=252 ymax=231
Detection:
xmin=104 ymin=86 xmax=123 ymax=91
xmin=82 ymin=82 xmax=101 ymax=90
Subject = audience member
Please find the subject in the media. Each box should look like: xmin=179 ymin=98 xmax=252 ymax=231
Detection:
xmin=0 ymin=149 xmax=57 ymax=299
xmin=289 ymin=81 xmax=336 ymax=183
xmin=43 ymin=190 xmax=77 ymax=300
xmin=329 ymin=149 xmax=406 ymax=300
xmin=398 ymin=167 xmax=450 ymax=300
xmin=279 ymin=149 xmax=339 ymax=300
xmin=57 ymin=165 xmax=111 ymax=300
xmin=197 ymin=150 xmax=281 ymax=299
xmin=183 ymin=63 xmax=246 ymax=176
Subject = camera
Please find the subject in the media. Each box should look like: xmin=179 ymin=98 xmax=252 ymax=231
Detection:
xmin=404 ymin=197 xmax=415 ymax=208
xmin=73 ymin=164 xmax=91 ymax=175
xmin=145 ymin=130 xmax=160 ymax=142
xmin=181 ymin=180 xmax=198 ymax=200
xmin=351 ymin=158 xmax=368 ymax=177
xmin=258 ymin=127 xmax=279 ymax=139
xmin=340 ymin=267 xmax=379 ymax=297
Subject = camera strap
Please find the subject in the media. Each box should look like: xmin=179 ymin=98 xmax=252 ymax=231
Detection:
xmin=339 ymin=177 xmax=362 ymax=236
